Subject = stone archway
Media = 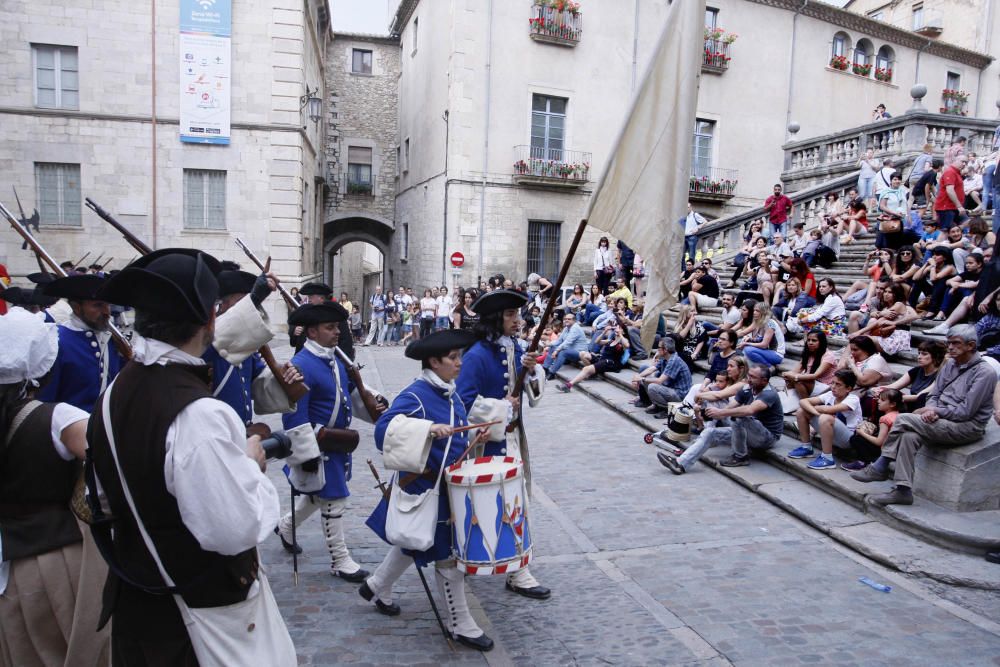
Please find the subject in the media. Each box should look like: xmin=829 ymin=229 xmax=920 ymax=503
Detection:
xmin=323 ymin=212 xmax=395 ymax=318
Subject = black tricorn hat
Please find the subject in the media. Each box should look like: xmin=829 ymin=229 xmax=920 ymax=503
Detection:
xmin=97 ymin=248 xmax=222 ymax=324
xmin=1 ymin=286 xmax=26 ymax=305
xmin=405 ymin=329 xmax=477 ymax=360
xmin=287 ymin=301 xmax=348 ymax=326
xmin=27 ymin=272 xmax=56 ymax=285
xmin=28 ymin=286 xmax=58 ymax=308
xmin=43 ymin=274 xmax=107 ymax=300
xmin=217 ymin=270 xmax=257 ymax=297
xmin=471 ymin=289 xmax=529 ymax=316
xmin=299 ymin=282 xmax=333 ymax=297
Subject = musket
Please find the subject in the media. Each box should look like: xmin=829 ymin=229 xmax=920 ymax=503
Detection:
xmin=85 ymin=198 xmax=153 ymax=255
xmin=1 ymin=200 xmax=133 ymax=360
xmin=13 ymin=187 xmax=45 ymax=273
xmin=101 ymin=258 xmax=114 ymax=271
xmin=86 ymin=216 xmax=308 ymax=403
xmin=91 ymin=252 xmax=106 ymax=267
xmin=234 ymin=238 xmax=382 ymax=415
xmin=72 ymin=251 xmax=91 ymax=267
xmin=367 ymin=459 xmax=454 ymax=651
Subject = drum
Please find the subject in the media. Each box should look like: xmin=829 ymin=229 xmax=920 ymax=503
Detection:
xmin=445 ymin=456 xmax=532 ymax=576
xmin=664 ymin=402 xmax=694 ymax=445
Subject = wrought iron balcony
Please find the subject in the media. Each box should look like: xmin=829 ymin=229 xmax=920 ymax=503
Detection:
xmin=513 ymin=145 xmax=591 ymax=188
xmin=702 ymin=39 xmax=732 ymax=74
xmin=689 ymin=167 xmax=738 ymax=202
xmin=342 ymin=173 xmax=373 ymax=197
xmin=528 ymin=3 xmax=582 ymax=46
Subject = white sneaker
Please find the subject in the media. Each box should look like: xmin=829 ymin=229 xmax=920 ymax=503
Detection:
xmin=925 ymin=323 xmax=949 ymax=336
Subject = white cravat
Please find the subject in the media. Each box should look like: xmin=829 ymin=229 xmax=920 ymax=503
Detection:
xmin=420 ymin=369 xmax=456 ymax=397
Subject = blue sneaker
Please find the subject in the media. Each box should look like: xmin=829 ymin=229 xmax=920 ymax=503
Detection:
xmin=807 ymin=455 xmax=837 ymax=470
xmin=787 ymin=445 xmax=815 ymax=459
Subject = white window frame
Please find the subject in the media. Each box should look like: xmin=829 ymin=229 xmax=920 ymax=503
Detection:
xmin=912 ymin=3 xmax=924 ymax=30
xmin=34 ymin=162 xmax=82 ymax=226
xmin=351 ymin=48 xmax=373 ymax=75
xmin=183 ymin=169 xmax=227 ymax=230
xmin=411 ymin=17 xmax=418 ymax=55
xmin=32 ymin=44 xmax=79 ymax=110
xmin=691 ymin=119 xmax=716 ymax=180
xmin=530 ymin=94 xmax=568 ymax=161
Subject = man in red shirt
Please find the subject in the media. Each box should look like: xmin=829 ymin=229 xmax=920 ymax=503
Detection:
xmin=0 ymin=263 xmax=9 ymax=315
xmin=933 ymin=154 xmax=967 ymax=231
xmin=763 ymin=183 xmax=794 ymax=240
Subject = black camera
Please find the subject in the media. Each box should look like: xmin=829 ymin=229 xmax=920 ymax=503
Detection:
xmin=261 ymin=431 xmax=293 ymax=460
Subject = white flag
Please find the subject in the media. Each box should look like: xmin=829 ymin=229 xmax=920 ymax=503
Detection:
xmin=586 ymin=0 xmax=705 ymax=348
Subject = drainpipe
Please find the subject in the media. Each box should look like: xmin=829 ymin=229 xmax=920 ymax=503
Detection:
xmin=477 ymin=0 xmax=494 ymax=281
xmin=914 ymin=38 xmax=932 ymax=85
xmin=784 ymin=1 xmax=809 ymax=141
xmin=975 ymin=0 xmax=995 ymax=118
xmin=151 ymin=0 xmax=158 ymax=246
xmin=441 ymin=110 xmax=450 ymax=286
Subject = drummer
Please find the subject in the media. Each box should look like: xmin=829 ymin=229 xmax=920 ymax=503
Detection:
xmin=455 ymin=289 xmax=550 ymax=600
xmin=362 ymin=329 xmax=494 ymax=651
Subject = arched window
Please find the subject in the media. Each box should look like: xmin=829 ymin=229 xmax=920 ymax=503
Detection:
xmin=875 ymin=45 xmax=895 ymax=82
xmin=831 ymin=31 xmax=850 ymax=58
xmin=854 ymin=38 xmax=874 ymax=67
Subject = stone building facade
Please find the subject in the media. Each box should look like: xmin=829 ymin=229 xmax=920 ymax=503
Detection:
xmin=384 ymin=0 xmax=994 ymax=292
xmin=322 ymin=31 xmax=399 ymax=313
xmin=0 ymin=0 xmax=331 ymax=322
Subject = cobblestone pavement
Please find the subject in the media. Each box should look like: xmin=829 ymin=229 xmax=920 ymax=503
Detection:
xmin=259 ymin=344 xmax=1000 ymax=666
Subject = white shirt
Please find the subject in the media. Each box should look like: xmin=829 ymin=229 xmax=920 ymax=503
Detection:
xmin=594 ymin=246 xmax=614 ymax=271
xmin=720 ymin=306 xmax=741 ymax=327
xmin=131 ymin=336 xmax=281 ymax=556
xmin=436 ymin=295 xmax=452 ymax=316
xmin=818 ymin=391 xmax=863 ymax=431
xmin=685 ymin=211 xmax=706 ymax=236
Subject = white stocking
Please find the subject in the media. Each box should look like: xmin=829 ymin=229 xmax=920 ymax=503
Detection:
xmin=435 ymin=561 xmax=484 ymax=639
xmin=367 ymin=546 xmax=412 ymax=603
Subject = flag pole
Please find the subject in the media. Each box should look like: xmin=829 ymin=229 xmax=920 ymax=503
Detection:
xmin=512 ymin=217 xmax=589 ymax=395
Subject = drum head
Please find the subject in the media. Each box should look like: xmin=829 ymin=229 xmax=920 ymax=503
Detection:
xmin=446 ymin=456 xmax=522 ymax=486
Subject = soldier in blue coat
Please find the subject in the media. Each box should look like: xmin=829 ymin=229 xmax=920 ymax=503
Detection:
xmin=37 ymin=274 xmax=125 ymax=412
xmin=203 ymin=268 xmax=300 ymax=425
xmin=275 ymin=301 xmax=381 ymax=582
xmin=361 ymin=329 xmax=494 ymax=651
xmin=455 ymin=289 xmax=550 ymax=600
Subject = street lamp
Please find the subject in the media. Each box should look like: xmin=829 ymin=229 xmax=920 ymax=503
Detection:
xmin=300 ymin=85 xmax=322 ymax=125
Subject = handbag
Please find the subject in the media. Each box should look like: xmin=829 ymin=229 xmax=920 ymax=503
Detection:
xmin=98 ymin=385 xmax=296 ymax=666
xmin=385 ymin=396 xmax=456 ymax=551
xmin=879 ymin=215 xmax=902 ymax=234
xmin=316 ymin=427 xmax=360 ymax=454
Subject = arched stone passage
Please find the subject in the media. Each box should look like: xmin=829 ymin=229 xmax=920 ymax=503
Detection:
xmin=323 ymin=212 xmax=395 ymax=319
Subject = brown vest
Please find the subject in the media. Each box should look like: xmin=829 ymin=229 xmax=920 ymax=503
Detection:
xmin=0 ymin=401 xmax=81 ymax=561
xmin=87 ymin=362 xmax=258 ymax=640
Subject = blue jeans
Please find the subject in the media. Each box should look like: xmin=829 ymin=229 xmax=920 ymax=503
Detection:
xmin=984 ymin=164 xmax=995 ymax=211
xmin=744 ymin=347 xmax=783 ymax=367
xmin=543 ymin=348 xmax=580 ymax=376
xmin=684 ymin=235 xmax=699 ymax=264
xmin=767 ymin=221 xmax=787 ymax=241
xmin=578 ymin=303 xmax=603 ymax=324
xmin=435 ymin=316 xmax=449 ymax=331
xmin=858 ymin=175 xmax=876 ymax=200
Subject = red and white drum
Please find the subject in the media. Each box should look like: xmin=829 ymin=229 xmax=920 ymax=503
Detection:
xmin=445 ymin=456 xmax=532 ymax=576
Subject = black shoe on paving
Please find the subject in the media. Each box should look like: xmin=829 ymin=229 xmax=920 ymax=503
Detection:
xmin=359 ymin=581 xmax=401 ymax=616
xmin=505 ymin=581 xmax=552 ymax=600
xmin=454 ymin=632 xmax=494 ymax=652
xmin=332 ymin=567 xmax=371 ymax=583
xmin=273 ymin=526 xmax=303 ymax=555
xmin=867 ymin=486 xmax=913 ymax=506
xmin=653 ymin=411 xmax=670 ymax=420
xmin=986 ymin=552 xmax=1000 ymax=564
xmin=720 ymin=454 xmax=750 ymax=467
xmin=657 ymin=452 xmax=686 ymax=475
xmin=644 ymin=405 xmax=661 ymax=414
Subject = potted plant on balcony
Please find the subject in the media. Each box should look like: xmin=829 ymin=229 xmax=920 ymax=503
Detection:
xmin=874 ymin=67 xmax=893 ymax=82
xmin=852 ymin=62 xmax=872 ymax=77
xmin=829 ymin=55 xmax=849 ymax=71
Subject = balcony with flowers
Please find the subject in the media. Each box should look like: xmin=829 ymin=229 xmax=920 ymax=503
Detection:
xmin=702 ymin=28 xmax=736 ymax=74
xmin=513 ymin=145 xmax=591 ymax=188
xmin=529 ymin=0 xmax=583 ymax=47
xmin=688 ymin=167 xmax=738 ymax=203
xmin=941 ymin=89 xmax=970 ymax=116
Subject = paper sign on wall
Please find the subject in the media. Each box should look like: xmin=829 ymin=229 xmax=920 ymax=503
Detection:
xmin=179 ymin=0 xmax=231 ymax=145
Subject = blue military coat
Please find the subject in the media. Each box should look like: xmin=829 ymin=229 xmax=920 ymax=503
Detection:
xmin=282 ymin=345 xmax=354 ymax=499
xmin=366 ymin=377 xmax=470 ymax=566
xmin=203 ymin=346 xmax=265 ymax=425
xmin=38 ymin=325 xmax=125 ymax=412
xmin=456 ymin=338 xmax=522 ymax=457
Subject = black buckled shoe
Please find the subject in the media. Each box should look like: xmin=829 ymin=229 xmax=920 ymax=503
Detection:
xmin=333 ymin=567 xmax=371 ymax=583
xmin=657 ymin=452 xmax=686 ymax=475
xmin=359 ymin=581 xmax=401 ymax=616
xmin=454 ymin=632 xmax=494 ymax=652
xmin=273 ymin=526 xmax=302 ymax=555
xmin=505 ymin=581 xmax=552 ymax=600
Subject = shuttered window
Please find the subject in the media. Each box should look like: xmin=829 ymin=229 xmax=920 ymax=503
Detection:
xmin=35 ymin=163 xmax=82 ymax=226
xmin=347 ymin=146 xmax=373 ymax=195
xmin=183 ymin=169 xmax=226 ymax=230
xmin=33 ymin=44 xmax=79 ymax=109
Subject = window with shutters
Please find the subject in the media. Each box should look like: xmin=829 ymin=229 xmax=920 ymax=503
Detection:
xmin=183 ymin=169 xmax=226 ymax=230
xmin=352 ymin=49 xmax=372 ymax=74
xmin=346 ymin=146 xmax=373 ymax=195
xmin=527 ymin=221 xmax=561 ymax=280
xmin=691 ymin=120 xmax=715 ymax=180
xmin=34 ymin=163 xmax=82 ymax=226
xmin=32 ymin=44 xmax=79 ymax=110
xmin=530 ymin=94 xmax=567 ymax=162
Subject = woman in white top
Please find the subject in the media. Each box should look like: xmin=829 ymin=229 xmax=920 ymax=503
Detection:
xmin=738 ymin=300 xmax=786 ymax=367
xmin=593 ymin=236 xmax=615 ymax=295
xmin=795 ymin=277 xmax=847 ymax=338
xmin=419 ymin=288 xmax=437 ymax=338
xmin=838 ymin=334 xmax=893 ymax=395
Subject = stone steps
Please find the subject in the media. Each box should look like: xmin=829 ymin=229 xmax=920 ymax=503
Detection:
xmin=551 ymin=364 xmax=1000 ymax=571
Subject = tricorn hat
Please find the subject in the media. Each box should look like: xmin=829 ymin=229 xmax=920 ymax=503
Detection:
xmin=299 ymin=282 xmax=333 ymax=297
xmin=471 ymin=289 xmax=529 ymax=316
xmin=287 ymin=301 xmax=348 ymax=327
xmin=43 ymin=274 xmax=107 ymax=301
xmin=98 ymin=248 xmax=222 ymax=324
xmin=404 ymin=329 xmax=477 ymax=361
xmin=0 ymin=286 xmax=26 ymax=306
xmin=217 ymin=270 xmax=257 ymax=297
xmin=26 ymin=272 xmax=56 ymax=285
xmin=27 ymin=286 xmax=58 ymax=308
